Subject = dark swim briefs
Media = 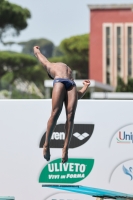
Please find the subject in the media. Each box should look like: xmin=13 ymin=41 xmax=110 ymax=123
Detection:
xmin=53 ymin=78 xmax=76 ymax=90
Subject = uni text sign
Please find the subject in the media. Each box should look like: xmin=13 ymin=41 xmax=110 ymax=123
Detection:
xmin=39 ymin=158 xmax=94 ymax=184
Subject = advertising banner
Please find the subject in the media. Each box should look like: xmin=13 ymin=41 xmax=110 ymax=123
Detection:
xmin=0 ymin=100 xmax=133 ymax=200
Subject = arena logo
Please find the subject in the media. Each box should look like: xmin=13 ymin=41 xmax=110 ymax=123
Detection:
xmin=39 ymin=124 xmax=94 ymax=148
xmin=39 ymin=158 xmax=94 ymax=184
xmin=109 ymin=124 xmax=133 ymax=147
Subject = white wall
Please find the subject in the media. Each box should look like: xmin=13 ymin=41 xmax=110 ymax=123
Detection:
xmin=0 ymin=100 xmax=133 ymax=200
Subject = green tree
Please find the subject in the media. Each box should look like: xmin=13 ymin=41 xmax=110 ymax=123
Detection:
xmin=126 ymin=78 xmax=133 ymax=92
xmin=60 ymin=34 xmax=89 ymax=56
xmin=52 ymin=46 xmax=64 ymax=57
xmin=0 ymin=0 xmax=31 ymax=43
xmin=0 ymin=51 xmax=48 ymax=83
xmin=116 ymin=77 xmax=127 ymax=92
xmin=0 ymin=51 xmax=48 ymax=98
xmin=116 ymin=77 xmax=133 ymax=92
xmin=18 ymin=38 xmax=54 ymax=58
xmin=0 ymin=51 xmax=37 ymax=76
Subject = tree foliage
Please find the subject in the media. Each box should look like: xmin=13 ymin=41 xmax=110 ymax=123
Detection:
xmin=52 ymin=46 xmax=64 ymax=57
xmin=0 ymin=51 xmax=48 ymax=98
xmin=0 ymin=0 xmax=50 ymax=98
xmin=0 ymin=51 xmax=47 ymax=84
xmin=116 ymin=77 xmax=133 ymax=92
xmin=126 ymin=78 xmax=133 ymax=92
xmin=0 ymin=51 xmax=37 ymax=75
xmin=0 ymin=0 xmax=31 ymax=43
xmin=116 ymin=77 xmax=127 ymax=92
xmin=18 ymin=38 xmax=54 ymax=58
xmin=60 ymin=34 xmax=89 ymax=56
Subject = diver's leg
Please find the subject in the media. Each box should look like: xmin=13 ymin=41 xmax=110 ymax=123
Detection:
xmin=43 ymin=82 xmax=66 ymax=161
xmin=63 ymin=86 xmax=78 ymax=163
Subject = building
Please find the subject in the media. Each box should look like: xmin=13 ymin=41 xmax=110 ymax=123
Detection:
xmin=88 ymin=4 xmax=133 ymax=88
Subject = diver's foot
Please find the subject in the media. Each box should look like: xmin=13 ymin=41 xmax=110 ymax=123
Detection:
xmin=43 ymin=145 xmax=50 ymax=161
xmin=62 ymin=148 xmax=68 ymax=164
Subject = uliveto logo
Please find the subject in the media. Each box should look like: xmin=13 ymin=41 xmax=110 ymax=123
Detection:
xmin=39 ymin=124 xmax=94 ymax=148
xmin=39 ymin=158 xmax=94 ymax=184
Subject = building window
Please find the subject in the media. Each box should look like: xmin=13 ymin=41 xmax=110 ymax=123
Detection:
xmin=128 ymin=27 xmax=132 ymax=76
xmin=106 ymin=27 xmax=111 ymax=84
xmin=117 ymin=27 xmax=121 ymax=75
xmin=106 ymin=72 xmax=110 ymax=84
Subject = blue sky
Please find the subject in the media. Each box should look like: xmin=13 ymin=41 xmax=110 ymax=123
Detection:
xmin=1 ymin=0 xmax=133 ymax=51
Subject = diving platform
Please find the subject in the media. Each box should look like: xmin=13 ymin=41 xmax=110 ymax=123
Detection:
xmin=0 ymin=197 xmax=14 ymax=200
xmin=42 ymin=185 xmax=133 ymax=200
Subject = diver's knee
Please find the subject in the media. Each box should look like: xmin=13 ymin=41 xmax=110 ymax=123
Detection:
xmin=66 ymin=111 xmax=75 ymax=122
xmin=51 ymin=108 xmax=62 ymax=120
